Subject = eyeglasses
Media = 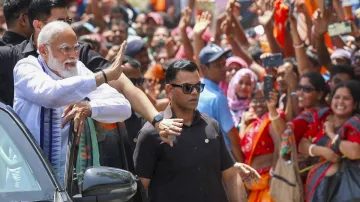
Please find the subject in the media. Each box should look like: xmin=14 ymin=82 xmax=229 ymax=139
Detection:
xmin=170 ymin=82 xmax=205 ymax=94
xmin=45 ymin=43 xmax=80 ymax=55
xmin=58 ymin=43 xmax=80 ymax=55
xmin=130 ymin=78 xmax=144 ymax=86
xmin=297 ymin=85 xmax=316 ymax=93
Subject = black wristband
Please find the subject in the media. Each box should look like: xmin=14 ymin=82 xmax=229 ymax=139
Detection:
xmin=101 ymin=70 xmax=108 ymax=83
xmin=152 ymin=114 xmax=164 ymax=127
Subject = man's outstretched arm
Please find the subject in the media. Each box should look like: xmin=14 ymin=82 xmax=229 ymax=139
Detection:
xmin=109 ymin=73 xmax=183 ymax=146
xmin=80 ymin=43 xmax=183 ymax=145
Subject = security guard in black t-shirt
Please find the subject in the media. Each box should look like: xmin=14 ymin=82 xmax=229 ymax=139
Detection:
xmin=134 ymin=59 xmax=259 ymax=202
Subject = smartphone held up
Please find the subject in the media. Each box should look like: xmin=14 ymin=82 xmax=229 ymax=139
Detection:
xmin=328 ymin=21 xmax=352 ymax=37
xmin=263 ymin=53 xmax=283 ymax=67
xmin=264 ymin=75 xmax=275 ymax=100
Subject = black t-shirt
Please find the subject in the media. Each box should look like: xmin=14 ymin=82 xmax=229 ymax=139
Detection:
xmin=124 ymin=110 xmax=147 ymax=152
xmin=0 ymin=37 xmax=111 ymax=106
xmin=133 ymin=108 xmax=235 ymax=202
xmin=0 ymin=31 xmax=28 ymax=47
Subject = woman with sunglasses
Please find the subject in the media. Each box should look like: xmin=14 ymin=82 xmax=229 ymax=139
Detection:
xmin=288 ymin=72 xmax=330 ymax=147
xmin=301 ymin=80 xmax=360 ymax=202
xmin=273 ymin=72 xmax=330 ymax=184
xmin=239 ymin=83 xmax=285 ymax=202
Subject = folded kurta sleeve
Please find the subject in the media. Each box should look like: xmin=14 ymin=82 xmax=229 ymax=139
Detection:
xmin=75 ymin=60 xmax=132 ymax=123
xmin=88 ymin=83 xmax=131 ymax=123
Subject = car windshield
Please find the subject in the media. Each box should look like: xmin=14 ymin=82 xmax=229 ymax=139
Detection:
xmin=0 ymin=108 xmax=56 ymax=201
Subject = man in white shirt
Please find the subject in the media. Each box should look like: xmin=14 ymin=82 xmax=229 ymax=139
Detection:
xmin=13 ymin=21 xmax=131 ymax=184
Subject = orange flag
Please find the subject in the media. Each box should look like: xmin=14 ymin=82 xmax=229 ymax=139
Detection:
xmin=304 ymin=0 xmax=334 ymax=48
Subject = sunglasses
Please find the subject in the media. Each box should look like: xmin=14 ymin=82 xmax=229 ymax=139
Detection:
xmin=297 ymin=85 xmax=316 ymax=93
xmin=170 ymin=82 xmax=205 ymax=94
xmin=130 ymin=78 xmax=145 ymax=86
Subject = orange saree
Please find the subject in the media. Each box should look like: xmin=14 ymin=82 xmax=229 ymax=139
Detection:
xmin=241 ymin=114 xmax=273 ymax=202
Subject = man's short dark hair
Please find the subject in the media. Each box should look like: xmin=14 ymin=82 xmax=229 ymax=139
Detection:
xmin=110 ymin=5 xmax=129 ymax=24
xmin=28 ymin=0 xmax=67 ymax=28
xmin=165 ymin=59 xmax=198 ymax=84
xmin=122 ymin=56 xmax=141 ymax=68
xmin=330 ymin=64 xmax=355 ymax=80
xmin=3 ymin=0 xmax=32 ymax=27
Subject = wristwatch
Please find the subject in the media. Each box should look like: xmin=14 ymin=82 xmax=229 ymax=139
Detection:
xmin=151 ymin=114 xmax=164 ymax=127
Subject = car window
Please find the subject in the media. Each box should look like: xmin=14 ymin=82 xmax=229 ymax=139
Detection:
xmin=0 ymin=125 xmax=41 ymax=191
xmin=0 ymin=108 xmax=56 ymax=201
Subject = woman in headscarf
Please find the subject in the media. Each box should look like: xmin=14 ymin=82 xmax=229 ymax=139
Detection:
xmin=220 ymin=56 xmax=249 ymax=96
xmin=227 ymin=68 xmax=258 ymax=128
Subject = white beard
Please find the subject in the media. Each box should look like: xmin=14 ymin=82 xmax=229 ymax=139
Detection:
xmin=47 ymin=51 xmax=79 ymax=78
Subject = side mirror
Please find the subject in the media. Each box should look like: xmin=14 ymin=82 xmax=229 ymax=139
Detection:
xmin=78 ymin=166 xmax=137 ymax=201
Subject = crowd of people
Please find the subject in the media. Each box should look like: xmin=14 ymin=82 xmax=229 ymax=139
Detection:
xmin=1 ymin=0 xmax=360 ymax=201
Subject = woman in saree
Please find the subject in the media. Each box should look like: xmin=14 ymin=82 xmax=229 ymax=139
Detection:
xmin=268 ymin=72 xmax=329 ymax=200
xmin=273 ymin=70 xmax=330 ymax=188
xmin=299 ymin=80 xmax=360 ymax=202
xmin=239 ymin=83 xmax=285 ymax=202
xmin=286 ymin=71 xmax=329 ymax=146
xmin=227 ymin=68 xmax=258 ymax=129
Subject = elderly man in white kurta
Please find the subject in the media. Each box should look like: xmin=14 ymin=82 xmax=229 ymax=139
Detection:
xmin=13 ymin=21 xmax=131 ymax=184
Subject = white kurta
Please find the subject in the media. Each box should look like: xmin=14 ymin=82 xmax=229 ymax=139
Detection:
xmin=13 ymin=55 xmax=132 ymax=184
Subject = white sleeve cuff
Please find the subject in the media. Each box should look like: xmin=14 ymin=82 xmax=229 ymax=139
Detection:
xmin=90 ymin=101 xmax=99 ymax=118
